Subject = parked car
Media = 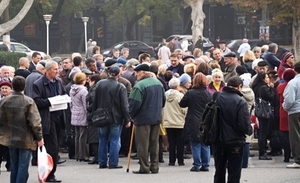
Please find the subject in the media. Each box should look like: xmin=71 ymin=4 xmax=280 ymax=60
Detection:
xmin=0 ymin=41 xmax=46 ymax=59
xmin=101 ymin=40 xmax=156 ymax=59
xmin=154 ymin=35 xmax=214 ymax=56
xmin=226 ymin=39 xmax=289 ymax=59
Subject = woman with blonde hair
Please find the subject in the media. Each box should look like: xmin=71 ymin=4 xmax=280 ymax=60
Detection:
xmin=243 ymin=50 xmax=256 ymax=76
xmin=180 ymin=72 xmax=212 ymax=171
xmin=209 ymin=60 xmax=221 ymax=70
xmin=207 ymin=68 xmax=225 ymax=93
xmin=184 ymin=63 xmax=197 ymax=78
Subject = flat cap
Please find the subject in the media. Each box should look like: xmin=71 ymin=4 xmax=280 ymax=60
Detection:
xmin=105 ymin=59 xmax=117 ymax=67
xmin=108 ymin=65 xmax=120 ymax=76
xmin=224 ymin=51 xmax=236 ymax=58
xmin=134 ymin=64 xmax=150 ymax=72
xmin=81 ymin=68 xmax=93 ymax=75
xmin=182 ymin=55 xmax=195 ymax=61
xmin=257 ymin=60 xmax=268 ymax=67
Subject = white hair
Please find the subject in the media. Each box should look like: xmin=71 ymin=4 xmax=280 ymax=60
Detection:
xmin=168 ymin=78 xmax=180 ymax=89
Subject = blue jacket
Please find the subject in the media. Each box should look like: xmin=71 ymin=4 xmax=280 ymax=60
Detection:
xmin=262 ymin=51 xmax=280 ymax=70
xmin=283 ymin=74 xmax=300 ymax=115
xmin=128 ymin=76 xmax=166 ymax=126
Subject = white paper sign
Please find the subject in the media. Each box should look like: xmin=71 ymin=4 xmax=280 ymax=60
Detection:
xmin=48 ymin=95 xmax=71 ymax=112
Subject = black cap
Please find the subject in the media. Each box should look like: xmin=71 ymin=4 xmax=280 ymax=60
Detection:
xmin=81 ymin=68 xmax=93 ymax=75
xmin=182 ymin=55 xmax=195 ymax=61
xmin=108 ymin=65 xmax=120 ymax=76
xmin=105 ymin=59 xmax=117 ymax=67
xmin=224 ymin=51 xmax=236 ymax=58
xmin=219 ymin=40 xmax=226 ymax=44
xmin=134 ymin=64 xmax=150 ymax=72
xmin=38 ymin=61 xmax=46 ymax=67
xmin=257 ymin=60 xmax=268 ymax=67
xmin=235 ymin=66 xmax=248 ymax=76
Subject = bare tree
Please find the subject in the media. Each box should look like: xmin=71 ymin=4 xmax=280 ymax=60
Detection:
xmin=185 ymin=0 xmax=205 ymax=44
xmin=0 ymin=0 xmax=34 ymax=36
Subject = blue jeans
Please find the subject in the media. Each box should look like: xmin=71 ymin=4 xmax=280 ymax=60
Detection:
xmin=9 ymin=148 xmax=32 ymax=183
xmin=190 ymin=141 xmax=210 ymax=169
xmin=98 ymin=124 xmax=122 ymax=166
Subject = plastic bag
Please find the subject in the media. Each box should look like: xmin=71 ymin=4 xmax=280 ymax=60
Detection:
xmin=38 ymin=145 xmax=53 ymax=183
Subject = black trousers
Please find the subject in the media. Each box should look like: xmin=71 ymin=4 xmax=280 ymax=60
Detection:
xmin=213 ymin=143 xmax=244 ymax=183
xmin=43 ymin=115 xmax=61 ymax=179
xmin=166 ymin=128 xmax=184 ymax=164
xmin=258 ymin=117 xmax=269 ymax=156
xmin=0 ymin=144 xmax=10 ymax=169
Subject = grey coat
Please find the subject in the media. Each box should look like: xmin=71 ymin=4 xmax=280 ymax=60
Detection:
xmin=70 ymin=84 xmax=88 ymax=126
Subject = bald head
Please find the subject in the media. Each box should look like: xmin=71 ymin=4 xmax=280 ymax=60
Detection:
xmin=19 ymin=57 xmax=30 ymax=69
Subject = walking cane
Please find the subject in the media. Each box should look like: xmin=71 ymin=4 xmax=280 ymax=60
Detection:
xmin=126 ymin=124 xmax=135 ymax=173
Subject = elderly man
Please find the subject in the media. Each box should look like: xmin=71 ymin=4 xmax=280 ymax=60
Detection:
xmin=129 ymin=64 xmax=166 ymax=174
xmin=262 ymin=43 xmax=281 ymax=70
xmin=223 ymin=52 xmax=238 ymax=83
xmin=237 ymin=38 xmax=251 ymax=61
xmin=122 ymin=58 xmax=139 ymax=87
xmin=0 ymin=65 xmax=11 ymax=82
xmin=117 ymin=48 xmax=130 ymax=65
xmin=32 ymin=61 xmax=66 ymax=182
xmin=212 ymin=48 xmax=226 ymax=72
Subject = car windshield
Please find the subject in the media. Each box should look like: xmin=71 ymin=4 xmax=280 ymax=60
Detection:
xmin=114 ymin=43 xmax=123 ymax=49
xmin=13 ymin=44 xmax=29 ymax=52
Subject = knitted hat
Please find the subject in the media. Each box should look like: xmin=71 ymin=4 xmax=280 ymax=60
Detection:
xmin=179 ymin=73 xmax=191 ymax=85
xmin=283 ymin=69 xmax=296 ymax=82
xmin=282 ymin=52 xmax=293 ymax=62
xmin=235 ymin=66 xmax=248 ymax=76
xmin=0 ymin=81 xmax=12 ymax=89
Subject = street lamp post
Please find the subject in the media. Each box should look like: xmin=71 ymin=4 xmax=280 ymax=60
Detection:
xmin=43 ymin=14 xmax=52 ymax=55
xmin=81 ymin=17 xmax=89 ymax=53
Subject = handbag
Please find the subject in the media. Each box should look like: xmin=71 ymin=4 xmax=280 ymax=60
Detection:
xmin=91 ymin=85 xmax=119 ymax=127
xmin=255 ymin=98 xmax=273 ymax=119
xmin=91 ymin=108 xmax=113 ymax=127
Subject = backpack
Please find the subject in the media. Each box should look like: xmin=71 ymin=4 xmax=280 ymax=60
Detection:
xmin=200 ymin=92 xmax=221 ymax=146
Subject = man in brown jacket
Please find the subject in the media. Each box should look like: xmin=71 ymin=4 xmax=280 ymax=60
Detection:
xmin=0 ymin=76 xmax=44 ymax=182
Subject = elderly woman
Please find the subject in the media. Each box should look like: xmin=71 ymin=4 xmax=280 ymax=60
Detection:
xmin=180 ymin=73 xmax=212 ymax=172
xmin=207 ymin=68 xmax=225 ymax=93
xmin=70 ymin=72 xmax=90 ymax=162
xmin=86 ymin=74 xmax=102 ymax=164
xmin=163 ymin=78 xmax=187 ymax=166
xmin=0 ymin=81 xmax=12 ymax=171
xmin=179 ymin=73 xmax=191 ymax=94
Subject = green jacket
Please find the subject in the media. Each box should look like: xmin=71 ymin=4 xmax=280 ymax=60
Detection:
xmin=0 ymin=92 xmax=42 ymax=151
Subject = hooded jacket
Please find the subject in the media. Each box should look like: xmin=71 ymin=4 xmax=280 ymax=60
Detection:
xmin=70 ymin=84 xmax=88 ymax=126
xmin=163 ymin=89 xmax=186 ymax=129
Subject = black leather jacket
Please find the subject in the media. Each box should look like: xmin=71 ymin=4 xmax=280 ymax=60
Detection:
xmin=92 ymin=77 xmax=130 ymax=124
xmin=216 ymin=87 xmax=253 ymax=145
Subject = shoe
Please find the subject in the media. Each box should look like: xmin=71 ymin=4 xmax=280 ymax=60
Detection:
xmin=259 ymin=154 xmax=273 ymax=160
xmin=108 ymin=165 xmax=123 ymax=169
xmin=46 ymin=178 xmax=62 ymax=182
xmin=267 ymin=150 xmax=282 ymax=156
xmin=119 ymin=154 xmax=126 ymax=158
xmin=69 ymin=156 xmax=76 ymax=160
xmin=99 ymin=164 xmax=108 ymax=169
xmin=57 ymin=159 xmax=66 ymax=164
xmin=151 ymin=170 xmax=158 ymax=174
xmin=132 ymin=170 xmax=150 ymax=174
xmin=190 ymin=167 xmax=200 ymax=172
xmin=168 ymin=163 xmax=175 ymax=166
xmin=88 ymin=158 xmax=98 ymax=165
xmin=178 ymin=163 xmax=185 ymax=166
xmin=200 ymin=167 xmax=209 ymax=171
xmin=159 ymin=159 xmax=164 ymax=163
xmin=286 ymin=163 xmax=300 ymax=168
xmin=131 ymin=154 xmax=138 ymax=160
xmin=79 ymin=159 xmax=90 ymax=162
xmin=249 ymin=154 xmax=255 ymax=157
xmin=31 ymin=160 xmax=37 ymax=166
xmin=183 ymin=155 xmax=191 ymax=159
xmin=59 ymin=147 xmax=69 ymax=153
xmin=284 ymin=159 xmax=290 ymax=163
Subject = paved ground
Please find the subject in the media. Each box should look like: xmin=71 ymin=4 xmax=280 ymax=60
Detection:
xmin=0 ymin=150 xmax=299 ymax=183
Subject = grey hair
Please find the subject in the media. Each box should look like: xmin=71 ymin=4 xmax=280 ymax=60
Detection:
xmin=269 ymin=43 xmax=278 ymax=53
xmin=252 ymin=46 xmax=261 ymax=52
xmin=168 ymin=78 xmax=180 ymax=89
xmin=45 ymin=61 xmax=58 ymax=70
xmin=121 ymin=48 xmax=129 ymax=55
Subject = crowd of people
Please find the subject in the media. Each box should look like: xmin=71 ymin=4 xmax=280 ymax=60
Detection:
xmin=0 ymin=37 xmax=300 ymax=183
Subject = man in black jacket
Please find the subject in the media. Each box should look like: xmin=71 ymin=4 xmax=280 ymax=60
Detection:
xmin=93 ymin=65 xmax=131 ymax=169
xmin=213 ymin=76 xmax=253 ymax=183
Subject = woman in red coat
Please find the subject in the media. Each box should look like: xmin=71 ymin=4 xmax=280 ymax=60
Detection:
xmin=277 ymin=69 xmax=296 ymax=162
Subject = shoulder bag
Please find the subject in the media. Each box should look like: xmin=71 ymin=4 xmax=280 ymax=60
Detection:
xmin=254 ymin=86 xmax=273 ymax=119
xmin=91 ymin=86 xmax=119 ymax=127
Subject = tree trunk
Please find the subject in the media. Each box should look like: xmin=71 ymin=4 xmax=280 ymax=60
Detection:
xmin=0 ymin=0 xmax=10 ymax=17
xmin=0 ymin=0 xmax=34 ymax=36
xmin=185 ymin=0 xmax=205 ymax=44
xmin=292 ymin=17 xmax=300 ymax=62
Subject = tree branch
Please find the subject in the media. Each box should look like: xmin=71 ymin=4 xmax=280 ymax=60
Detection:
xmin=0 ymin=0 xmax=10 ymax=17
xmin=0 ymin=0 xmax=34 ymax=36
xmin=52 ymin=0 xmax=65 ymax=22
